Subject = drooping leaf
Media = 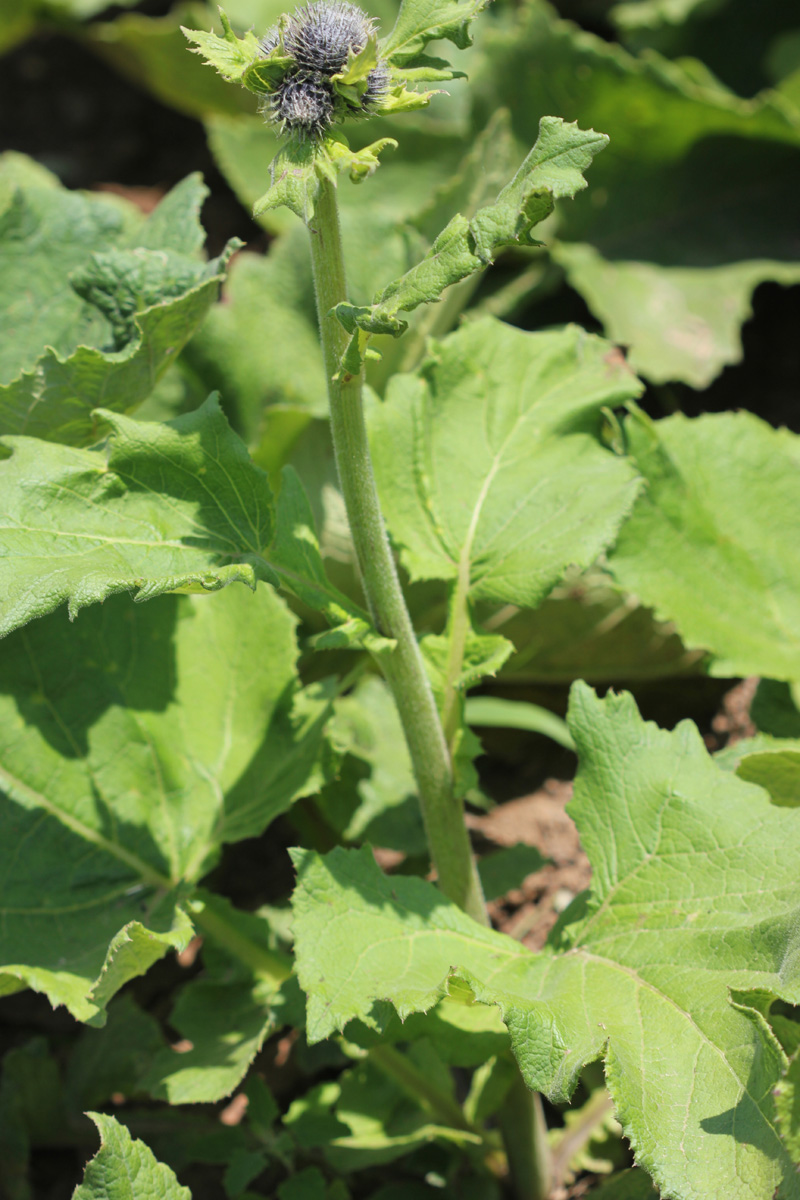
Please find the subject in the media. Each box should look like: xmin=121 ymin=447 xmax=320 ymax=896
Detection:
xmin=336 ymin=117 xmax=608 ymax=336
xmin=607 ymin=408 xmax=800 ymax=679
xmin=292 ymin=683 xmax=800 ymax=1200
xmin=471 ymin=2 xmax=800 ymax=387
xmin=74 ymin=1113 xmax=191 ymax=1200
xmin=369 ymin=318 xmax=642 ymax=608
xmin=0 ymin=584 xmax=320 ymax=1021
xmin=465 ymin=697 xmax=575 ymax=751
xmin=317 ymin=676 xmax=427 ymax=856
xmin=476 ymin=844 xmax=547 ymax=902
xmin=141 ymin=898 xmax=290 ymax=1104
xmin=0 ymin=163 xmax=237 ymax=444
xmin=752 ymin=679 xmax=800 ymax=738
xmin=0 ymin=395 xmax=278 ymax=638
xmin=553 ymin=243 xmax=800 ymax=389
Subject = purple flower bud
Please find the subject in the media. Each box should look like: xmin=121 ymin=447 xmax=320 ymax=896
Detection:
xmin=259 ymin=1 xmax=390 ymax=139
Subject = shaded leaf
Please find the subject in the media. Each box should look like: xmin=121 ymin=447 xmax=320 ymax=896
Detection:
xmin=317 ymin=676 xmax=427 ymax=857
xmin=553 ymin=242 xmax=800 ymax=388
xmin=0 ymin=395 xmax=276 ymax=638
xmin=471 ymin=2 xmax=800 ymax=387
xmin=752 ymin=679 xmax=800 ymax=738
xmin=477 ymin=844 xmax=547 ymax=902
xmin=0 ymin=584 xmax=316 ymax=1020
xmin=0 ymin=164 xmax=237 ymax=445
xmin=776 ymin=1051 xmax=800 ymax=1167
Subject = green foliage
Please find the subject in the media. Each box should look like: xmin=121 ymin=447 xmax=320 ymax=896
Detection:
xmin=292 ymin=684 xmax=800 ymax=1199
xmin=0 ymin=162 xmax=237 ymax=445
xmin=607 ymin=408 xmax=800 ymax=679
xmin=370 ymin=319 xmax=642 ymax=605
xmin=2 ymin=0 xmax=800 ymax=1196
xmin=74 ymin=1113 xmax=191 ymax=1200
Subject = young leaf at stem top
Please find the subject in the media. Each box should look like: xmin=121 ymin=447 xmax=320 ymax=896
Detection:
xmin=334 ymin=116 xmax=609 ymax=346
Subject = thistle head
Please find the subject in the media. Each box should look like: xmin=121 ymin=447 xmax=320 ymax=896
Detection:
xmin=260 ymin=1 xmax=390 ymax=139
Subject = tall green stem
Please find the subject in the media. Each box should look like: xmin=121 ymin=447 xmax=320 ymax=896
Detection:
xmin=307 ymin=177 xmax=486 ymax=926
xmin=498 ymin=1073 xmax=552 ymax=1200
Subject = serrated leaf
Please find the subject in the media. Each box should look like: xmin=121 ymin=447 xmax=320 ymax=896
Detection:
xmin=0 ymin=166 xmax=237 ymax=445
xmin=381 ymin=0 xmax=490 ymax=65
xmin=369 ymin=319 xmax=642 ymax=607
xmin=337 ymin=117 xmax=608 ymax=336
xmin=74 ymin=1113 xmax=191 ymax=1200
xmin=182 ymin=9 xmax=264 ymax=89
xmin=0 ymin=394 xmax=277 ymax=637
xmin=0 ymin=584 xmax=319 ymax=1020
xmin=292 ymin=683 xmax=800 ymax=1200
xmin=606 ymin=409 xmax=800 ymax=679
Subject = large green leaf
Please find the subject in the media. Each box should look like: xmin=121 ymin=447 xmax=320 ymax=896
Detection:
xmin=74 ymin=1114 xmax=191 ymax=1200
xmin=142 ymin=895 xmax=291 ymax=1104
xmin=471 ymin=1 xmax=800 ymax=386
xmin=0 ymin=584 xmax=321 ymax=1021
xmin=369 ymin=318 xmax=642 ymax=607
xmin=0 ymin=162 xmax=236 ymax=445
xmin=0 ymin=395 xmax=276 ymax=638
xmin=552 ymin=243 xmax=800 ymax=389
xmin=292 ymin=683 xmax=800 ymax=1200
xmin=607 ymin=409 xmax=800 ymax=679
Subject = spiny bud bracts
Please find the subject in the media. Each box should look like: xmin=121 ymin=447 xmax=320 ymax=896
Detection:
xmin=284 ymin=1 xmax=375 ymax=74
xmin=259 ymin=1 xmax=389 ymax=139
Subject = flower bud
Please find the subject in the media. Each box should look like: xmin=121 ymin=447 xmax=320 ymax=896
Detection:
xmin=260 ymin=1 xmax=390 ymax=139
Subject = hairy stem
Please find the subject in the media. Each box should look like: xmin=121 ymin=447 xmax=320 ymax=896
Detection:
xmin=498 ymin=1073 xmax=552 ymax=1200
xmin=307 ymin=177 xmax=487 ymax=925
